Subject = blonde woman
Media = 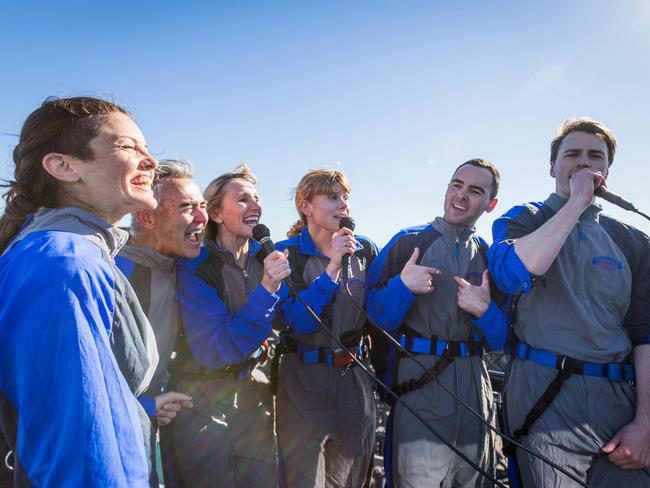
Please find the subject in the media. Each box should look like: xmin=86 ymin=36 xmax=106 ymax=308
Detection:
xmin=167 ymin=164 xmax=289 ymax=487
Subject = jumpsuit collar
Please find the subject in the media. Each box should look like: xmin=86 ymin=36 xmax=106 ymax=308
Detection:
xmin=118 ymin=243 xmax=177 ymax=272
xmin=10 ymin=207 xmax=128 ymax=258
xmin=204 ymin=237 xmax=262 ymax=264
xmin=430 ymin=216 xmax=475 ymax=242
xmin=545 ymin=193 xmax=602 ymax=221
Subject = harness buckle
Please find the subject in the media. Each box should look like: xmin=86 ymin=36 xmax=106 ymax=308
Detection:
xmin=4 ymin=449 xmax=13 ymax=471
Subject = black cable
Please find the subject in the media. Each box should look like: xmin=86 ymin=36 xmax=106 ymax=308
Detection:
xmin=343 ymin=282 xmax=590 ymax=488
xmin=284 ymin=280 xmax=507 ymax=488
xmin=633 ymin=209 xmax=650 ymax=222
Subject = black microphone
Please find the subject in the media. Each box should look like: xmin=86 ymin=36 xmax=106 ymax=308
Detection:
xmin=594 ymin=186 xmax=637 ymax=211
xmin=252 ymin=224 xmax=276 ymax=259
xmin=339 ymin=217 xmax=355 ymax=283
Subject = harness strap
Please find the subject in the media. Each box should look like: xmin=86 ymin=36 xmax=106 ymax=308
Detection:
xmin=399 ymin=333 xmax=483 ymax=358
xmin=503 ymin=342 xmax=635 ymax=456
xmin=515 ymin=342 xmax=635 ymax=382
xmin=392 ymin=334 xmax=484 ymax=397
xmin=283 ymin=335 xmax=364 ymax=368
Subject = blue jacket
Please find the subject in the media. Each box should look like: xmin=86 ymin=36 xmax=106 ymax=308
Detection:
xmin=0 ymin=208 xmax=149 ymax=487
xmin=175 ymin=239 xmax=283 ymax=372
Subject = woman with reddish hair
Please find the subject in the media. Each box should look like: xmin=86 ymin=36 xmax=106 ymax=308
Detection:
xmin=274 ymin=169 xmax=377 ymax=488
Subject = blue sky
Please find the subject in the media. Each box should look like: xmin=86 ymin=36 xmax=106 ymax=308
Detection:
xmin=1 ymin=0 xmax=649 ymax=245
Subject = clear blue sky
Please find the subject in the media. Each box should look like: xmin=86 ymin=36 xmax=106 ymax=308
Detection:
xmin=1 ymin=0 xmax=649 ymax=245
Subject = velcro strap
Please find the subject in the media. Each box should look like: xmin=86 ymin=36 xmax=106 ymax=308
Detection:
xmin=515 ymin=342 xmax=635 ymax=383
xmin=399 ymin=334 xmax=483 ymax=358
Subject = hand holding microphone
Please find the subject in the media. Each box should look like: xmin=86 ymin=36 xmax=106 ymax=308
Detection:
xmin=252 ymin=224 xmax=291 ymax=293
xmin=338 ymin=217 xmax=357 ymax=284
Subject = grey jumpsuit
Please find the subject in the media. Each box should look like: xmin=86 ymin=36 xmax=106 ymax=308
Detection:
xmin=489 ymin=193 xmax=650 ymax=487
xmin=367 ymin=217 xmax=509 ymax=488
xmin=275 ymin=229 xmax=377 ymax=488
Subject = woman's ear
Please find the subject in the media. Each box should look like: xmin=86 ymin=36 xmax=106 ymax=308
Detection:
xmin=42 ymin=153 xmax=81 ymax=183
xmin=299 ymin=199 xmax=312 ymax=217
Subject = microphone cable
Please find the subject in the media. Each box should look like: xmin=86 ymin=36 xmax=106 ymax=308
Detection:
xmin=282 ymin=279 xmax=507 ymax=488
xmin=341 ymin=275 xmax=590 ymax=488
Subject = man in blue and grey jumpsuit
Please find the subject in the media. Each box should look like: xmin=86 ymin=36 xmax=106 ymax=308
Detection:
xmin=367 ymin=159 xmax=509 ymax=487
xmin=488 ymin=117 xmax=650 ymax=486
xmin=114 ymin=160 xmax=207 ymax=486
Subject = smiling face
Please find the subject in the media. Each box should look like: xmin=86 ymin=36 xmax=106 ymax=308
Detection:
xmin=209 ymin=178 xmax=261 ymax=240
xmin=69 ymin=112 xmax=158 ymax=223
xmin=153 ymin=177 xmax=208 ymax=258
xmin=443 ymin=164 xmax=497 ymax=229
xmin=551 ymin=131 xmax=609 ymax=198
xmin=301 ymin=184 xmax=350 ymax=234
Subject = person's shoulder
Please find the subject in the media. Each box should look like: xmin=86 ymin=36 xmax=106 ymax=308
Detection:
xmin=500 ymin=201 xmax=546 ymax=219
xmin=275 ymin=235 xmax=300 ymax=252
xmin=177 ymin=245 xmax=210 ymax=272
xmin=599 ymin=214 xmax=650 ymax=246
xmin=1 ymin=231 xmax=115 ymax=300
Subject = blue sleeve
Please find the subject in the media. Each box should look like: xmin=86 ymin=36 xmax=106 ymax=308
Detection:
xmin=138 ymin=396 xmax=156 ymax=417
xmin=176 ymin=259 xmax=279 ymax=369
xmin=488 ymin=205 xmax=537 ymax=295
xmin=471 ymin=300 xmax=509 ymax=351
xmin=366 ymin=231 xmax=417 ymax=331
xmin=279 ymin=271 xmax=340 ymax=335
xmin=0 ymin=234 xmax=148 ymax=487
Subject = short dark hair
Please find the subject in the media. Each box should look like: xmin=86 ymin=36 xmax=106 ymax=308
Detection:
xmin=452 ymin=158 xmax=500 ymax=199
xmin=550 ymin=117 xmax=616 ymax=166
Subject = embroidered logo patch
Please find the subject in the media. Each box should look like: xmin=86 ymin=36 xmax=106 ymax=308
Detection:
xmin=591 ymin=256 xmax=623 ymax=271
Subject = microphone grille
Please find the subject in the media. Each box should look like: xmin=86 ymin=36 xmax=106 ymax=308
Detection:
xmin=252 ymin=224 xmax=271 ymax=242
xmin=339 ymin=216 xmax=355 ymax=231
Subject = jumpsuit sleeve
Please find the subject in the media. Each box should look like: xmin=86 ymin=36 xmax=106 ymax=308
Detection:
xmin=621 ymin=226 xmax=650 ymax=346
xmin=176 ymin=259 xmax=280 ymax=369
xmin=138 ymin=396 xmax=157 ymax=417
xmin=278 ymin=270 xmax=340 ymax=335
xmin=471 ymin=300 xmax=509 ymax=351
xmin=488 ymin=203 xmax=542 ymax=295
xmin=0 ymin=240 xmax=149 ymax=487
xmin=366 ymin=230 xmax=417 ymax=331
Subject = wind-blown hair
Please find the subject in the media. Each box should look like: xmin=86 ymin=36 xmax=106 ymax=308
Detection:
xmin=0 ymin=96 xmax=129 ymax=253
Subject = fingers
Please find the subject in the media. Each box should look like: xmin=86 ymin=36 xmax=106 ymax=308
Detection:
xmin=406 ymin=247 xmax=420 ymax=265
xmin=422 ymin=266 xmax=441 ymax=276
xmin=163 ymin=391 xmax=192 ymax=403
xmin=601 ymin=432 xmax=621 ymax=454
xmin=453 ymin=276 xmax=470 ymax=288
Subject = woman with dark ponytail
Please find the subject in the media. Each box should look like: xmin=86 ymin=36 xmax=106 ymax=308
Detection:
xmin=274 ymin=169 xmax=377 ymax=488
xmin=0 ymin=97 xmax=159 ymax=487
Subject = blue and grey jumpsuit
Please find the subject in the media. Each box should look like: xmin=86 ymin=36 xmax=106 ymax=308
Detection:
xmin=274 ymin=228 xmax=377 ymax=488
xmin=166 ymin=239 xmax=280 ymax=488
xmin=489 ymin=193 xmax=650 ymax=487
xmin=366 ymin=217 xmax=508 ymax=488
xmin=115 ymin=245 xmax=183 ymax=486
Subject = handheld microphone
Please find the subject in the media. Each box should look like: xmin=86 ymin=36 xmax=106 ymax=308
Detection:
xmin=339 ymin=217 xmax=356 ymax=283
xmin=252 ymin=224 xmax=276 ymax=259
xmin=594 ymin=186 xmax=637 ymax=212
